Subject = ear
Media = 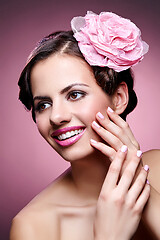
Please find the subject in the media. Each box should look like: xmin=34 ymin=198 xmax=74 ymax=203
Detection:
xmin=112 ymin=82 xmax=129 ymax=115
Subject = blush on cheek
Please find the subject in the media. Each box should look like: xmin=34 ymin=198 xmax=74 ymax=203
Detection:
xmin=85 ymin=101 xmax=109 ymax=120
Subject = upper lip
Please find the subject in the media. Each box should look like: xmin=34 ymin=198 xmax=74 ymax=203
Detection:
xmin=51 ymin=126 xmax=85 ymax=137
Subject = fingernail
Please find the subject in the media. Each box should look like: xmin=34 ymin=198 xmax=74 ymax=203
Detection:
xmin=97 ymin=112 xmax=104 ymax=119
xmin=146 ymin=179 xmax=150 ymax=185
xmin=107 ymin=107 xmax=114 ymax=113
xmin=90 ymin=139 xmax=97 ymax=144
xmin=93 ymin=121 xmax=100 ymax=128
xmin=137 ymin=150 xmax=142 ymax=158
xmin=121 ymin=145 xmax=128 ymax=153
xmin=144 ymin=165 xmax=149 ymax=172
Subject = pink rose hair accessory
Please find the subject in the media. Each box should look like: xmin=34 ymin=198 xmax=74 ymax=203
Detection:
xmin=71 ymin=11 xmax=149 ymax=72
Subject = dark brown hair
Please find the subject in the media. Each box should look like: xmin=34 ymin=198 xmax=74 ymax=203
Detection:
xmin=18 ymin=31 xmax=137 ymax=122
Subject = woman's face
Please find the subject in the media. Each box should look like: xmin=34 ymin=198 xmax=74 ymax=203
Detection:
xmin=31 ymin=54 xmax=114 ymax=162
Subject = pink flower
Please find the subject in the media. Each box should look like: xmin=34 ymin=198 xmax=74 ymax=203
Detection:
xmin=71 ymin=11 xmax=149 ymax=72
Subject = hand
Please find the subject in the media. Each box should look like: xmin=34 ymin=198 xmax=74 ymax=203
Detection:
xmin=90 ymin=107 xmax=141 ymax=173
xmin=94 ymin=146 xmax=150 ymax=240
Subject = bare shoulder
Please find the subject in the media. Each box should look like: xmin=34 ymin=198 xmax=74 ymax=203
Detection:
xmin=10 ymin=204 xmax=59 ymax=240
xmin=10 ymin=213 xmax=37 ymax=240
xmin=10 ymin=168 xmax=72 ymax=240
xmin=142 ymin=150 xmax=160 ymax=239
xmin=143 ymin=149 xmax=160 ymax=163
xmin=142 ymin=149 xmax=160 ymax=193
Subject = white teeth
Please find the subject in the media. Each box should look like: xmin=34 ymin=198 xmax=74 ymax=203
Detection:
xmin=59 ymin=135 xmax=62 ymax=140
xmin=62 ymin=134 xmax=66 ymax=139
xmin=57 ymin=129 xmax=83 ymax=140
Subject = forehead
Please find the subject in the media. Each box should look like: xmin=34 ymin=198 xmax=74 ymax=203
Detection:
xmin=30 ymin=54 xmax=99 ymax=95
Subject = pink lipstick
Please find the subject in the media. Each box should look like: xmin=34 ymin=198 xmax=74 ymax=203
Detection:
xmin=51 ymin=126 xmax=86 ymax=147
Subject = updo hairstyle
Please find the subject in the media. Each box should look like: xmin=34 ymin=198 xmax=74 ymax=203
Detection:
xmin=18 ymin=31 xmax=137 ymax=122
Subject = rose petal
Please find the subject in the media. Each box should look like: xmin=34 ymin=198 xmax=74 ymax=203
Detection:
xmin=71 ymin=11 xmax=149 ymax=72
xmin=71 ymin=16 xmax=86 ymax=33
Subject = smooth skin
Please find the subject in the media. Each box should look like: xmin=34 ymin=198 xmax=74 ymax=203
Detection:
xmin=93 ymin=145 xmax=150 ymax=240
xmin=10 ymin=54 xmax=160 ymax=240
xmin=91 ymin=108 xmax=160 ymax=239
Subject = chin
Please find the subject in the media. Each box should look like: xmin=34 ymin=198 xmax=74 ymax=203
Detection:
xmin=46 ymin=128 xmax=101 ymax=163
xmin=53 ymin=142 xmax=96 ymax=163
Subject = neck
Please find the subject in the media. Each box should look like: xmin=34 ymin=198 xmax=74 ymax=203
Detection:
xmin=70 ymin=150 xmax=111 ymax=200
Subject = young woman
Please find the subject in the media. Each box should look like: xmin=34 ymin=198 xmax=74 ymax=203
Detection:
xmin=10 ymin=12 xmax=160 ymax=240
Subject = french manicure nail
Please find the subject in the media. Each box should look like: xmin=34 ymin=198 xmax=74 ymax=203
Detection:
xmin=144 ymin=165 xmax=149 ymax=172
xmin=121 ymin=145 xmax=128 ymax=153
xmin=90 ymin=139 xmax=97 ymax=144
xmin=97 ymin=112 xmax=104 ymax=119
xmin=93 ymin=121 xmax=100 ymax=128
xmin=137 ymin=150 xmax=142 ymax=158
xmin=107 ymin=107 xmax=114 ymax=113
xmin=146 ymin=179 xmax=150 ymax=185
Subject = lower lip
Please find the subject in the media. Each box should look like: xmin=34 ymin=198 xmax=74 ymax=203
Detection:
xmin=53 ymin=129 xmax=86 ymax=147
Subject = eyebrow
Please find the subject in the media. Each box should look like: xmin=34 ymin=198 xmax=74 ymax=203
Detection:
xmin=33 ymin=83 xmax=89 ymax=102
xmin=60 ymin=83 xmax=89 ymax=94
xmin=33 ymin=96 xmax=51 ymax=102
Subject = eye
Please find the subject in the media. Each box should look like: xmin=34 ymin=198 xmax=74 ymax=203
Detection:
xmin=68 ymin=91 xmax=86 ymax=101
xmin=35 ymin=102 xmax=51 ymax=112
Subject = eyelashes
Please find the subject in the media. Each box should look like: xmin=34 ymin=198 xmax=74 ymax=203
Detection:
xmin=67 ymin=90 xmax=86 ymax=100
xmin=34 ymin=102 xmax=51 ymax=112
xmin=34 ymin=90 xmax=87 ymax=113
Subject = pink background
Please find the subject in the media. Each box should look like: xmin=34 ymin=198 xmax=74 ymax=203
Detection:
xmin=1 ymin=0 xmax=160 ymax=238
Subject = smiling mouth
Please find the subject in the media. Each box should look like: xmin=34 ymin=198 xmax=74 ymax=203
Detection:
xmin=55 ymin=129 xmax=84 ymax=141
xmin=51 ymin=127 xmax=86 ymax=147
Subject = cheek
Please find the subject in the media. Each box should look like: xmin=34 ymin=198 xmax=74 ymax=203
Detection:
xmin=36 ymin=116 xmax=49 ymax=139
xmin=79 ymin=98 xmax=110 ymax=122
xmin=77 ymin=103 xmax=97 ymax=124
xmin=74 ymin=101 xmax=108 ymax=131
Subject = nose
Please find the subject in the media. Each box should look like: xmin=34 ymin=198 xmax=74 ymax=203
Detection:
xmin=49 ymin=101 xmax=71 ymax=126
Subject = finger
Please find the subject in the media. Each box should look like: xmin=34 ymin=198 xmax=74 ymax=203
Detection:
xmin=90 ymin=139 xmax=116 ymax=161
xmin=91 ymin=121 xmax=123 ymax=151
xmin=117 ymin=150 xmax=142 ymax=194
xmin=134 ymin=182 xmax=150 ymax=214
xmin=101 ymin=145 xmax=127 ymax=192
xmin=107 ymin=107 xmax=135 ymax=139
xmin=127 ymin=165 xmax=149 ymax=204
xmin=106 ymin=107 xmax=139 ymax=149
xmin=96 ymin=111 xmax=133 ymax=149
